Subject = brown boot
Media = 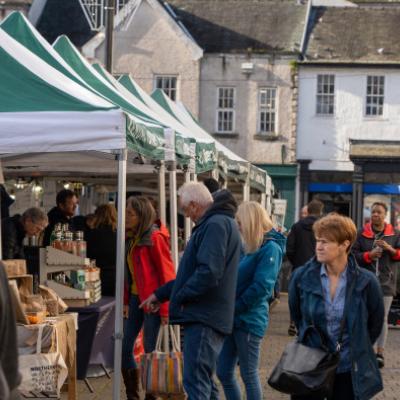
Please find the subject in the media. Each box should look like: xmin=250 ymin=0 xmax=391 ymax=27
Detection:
xmin=122 ymin=368 xmax=141 ymax=400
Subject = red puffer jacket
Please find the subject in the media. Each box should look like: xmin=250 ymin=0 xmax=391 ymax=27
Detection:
xmin=124 ymin=223 xmax=176 ymax=317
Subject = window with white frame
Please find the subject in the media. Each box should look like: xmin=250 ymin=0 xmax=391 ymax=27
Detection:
xmin=259 ymin=88 xmax=277 ymax=134
xmin=217 ymin=87 xmax=235 ymax=133
xmin=316 ymin=74 xmax=335 ymax=115
xmin=154 ymin=76 xmax=178 ymax=101
xmin=366 ymin=75 xmax=384 ymax=116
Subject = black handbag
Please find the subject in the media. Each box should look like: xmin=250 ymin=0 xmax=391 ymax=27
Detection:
xmin=268 ymin=276 xmax=356 ymax=398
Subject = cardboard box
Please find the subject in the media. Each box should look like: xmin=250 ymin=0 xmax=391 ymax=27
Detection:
xmin=3 ymin=259 xmax=27 ymax=277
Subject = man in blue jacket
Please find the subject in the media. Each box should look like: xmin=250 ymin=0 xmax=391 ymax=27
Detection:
xmin=141 ymin=182 xmax=241 ymax=400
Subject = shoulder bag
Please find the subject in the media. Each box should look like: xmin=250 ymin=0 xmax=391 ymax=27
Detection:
xmin=268 ymin=275 xmax=356 ymax=398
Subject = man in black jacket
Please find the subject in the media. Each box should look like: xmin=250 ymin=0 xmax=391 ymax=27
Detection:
xmin=286 ymin=199 xmax=323 ymax=335
xmin=286 ymin=199 xmax=324 ymax=270
xmin=1 ymin=208 xmax=48 ymax=260
xmin=43 ymin=189 xmax=78 ymax=246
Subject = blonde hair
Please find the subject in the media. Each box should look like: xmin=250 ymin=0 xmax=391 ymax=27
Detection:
xmin=237 ymin=201 xmax=273 ymax=253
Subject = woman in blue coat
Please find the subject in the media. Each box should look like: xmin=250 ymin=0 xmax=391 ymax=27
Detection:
xmin=217 ymin=201 xmax=286 ymax=400
xmin=289 ymin=213 xmax=384 ymax=400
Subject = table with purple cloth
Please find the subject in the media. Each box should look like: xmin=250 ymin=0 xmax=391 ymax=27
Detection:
xmin=67 ymin=296 xmax=115 ymax=380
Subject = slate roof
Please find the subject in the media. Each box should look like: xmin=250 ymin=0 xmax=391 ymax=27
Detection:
xmin=164 ymin=0 xmax=308 ymax=54
xmin=35 ymin=0 xmax=95 ymax=47
xmin=304 ymin=6 xmax=400 ymax=63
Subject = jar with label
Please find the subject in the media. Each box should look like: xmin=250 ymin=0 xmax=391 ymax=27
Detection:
xmin=52 ymin=231 xmax=63 ymax=250
xmin=74 ymin=231 xmax=87 ymax=258
xmin=62 ymin=231 xmax=74 ymax=254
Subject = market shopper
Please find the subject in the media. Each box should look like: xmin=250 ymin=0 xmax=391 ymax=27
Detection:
xmin=217 ymin=201 xmax=285 ymax=400
xmin=289 ymin=213 xmax=384 ymax=400
xmin=122 ymin=196 xmax=175 ymax=400
xmin=352 ymin=202 xmax=400 ymax=368
xmin=43 ymin=189 xmax=78 ymax=246
xmin=140 ymin=183 xmax=242 ymax=400
xmin=86 ymin=204 xmax=117 ymax=296
xmin=1 ymin=207 xmax=48 ymax=259
xmin=286 ymin=199 xmax=324 ymax=335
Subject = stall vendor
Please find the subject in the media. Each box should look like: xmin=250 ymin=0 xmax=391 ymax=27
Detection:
xmin=43 ymin=189 xmax=79 ymax=246
xmin=1 ymin=207 xmax=48 ymax=260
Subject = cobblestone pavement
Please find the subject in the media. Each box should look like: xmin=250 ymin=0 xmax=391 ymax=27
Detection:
xmin=64 ymin=294 xmax=400 ymax=399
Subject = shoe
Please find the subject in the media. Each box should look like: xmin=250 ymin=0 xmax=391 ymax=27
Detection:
xmin=288 ymin=323 xmax=297 ymax=337
xmin=269 ymin=298 xmax=280 ymax=311
xmin=376 ymin=353 xmax=384 ymax=369
xmin=122 ymin=368 xmax=142 ymax=400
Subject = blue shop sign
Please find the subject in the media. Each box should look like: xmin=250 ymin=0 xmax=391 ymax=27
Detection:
xmin=309 ymin=183 xmax=400 ymax=195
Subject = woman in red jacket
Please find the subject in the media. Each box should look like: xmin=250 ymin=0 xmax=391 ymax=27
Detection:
xmin=122 ymin=196 xmax=176 ymax=400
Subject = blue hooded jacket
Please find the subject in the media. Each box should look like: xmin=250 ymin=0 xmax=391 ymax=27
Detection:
xmin=156 ymin=189 xmax=241 ymax=335
xmin=234 ymin=229 xmax=286 ymax=338
xmin=289 ymin=255 xmax=384 ymax=400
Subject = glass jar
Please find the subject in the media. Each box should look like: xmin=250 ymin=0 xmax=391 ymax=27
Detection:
xmin=74 ymin=231 xmax=87 ymax=258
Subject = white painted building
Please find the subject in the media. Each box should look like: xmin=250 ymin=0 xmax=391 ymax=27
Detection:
xmin=297 ymin=5 xmax=400 ymax=226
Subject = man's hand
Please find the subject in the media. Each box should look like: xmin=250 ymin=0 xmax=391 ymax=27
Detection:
xmin=140 ymin=293 xmax=161 ymax=313
xmin=369 ymin=246 xmax=383 ymax=260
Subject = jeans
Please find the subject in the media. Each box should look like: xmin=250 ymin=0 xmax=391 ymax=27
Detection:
xmin=375 ymin=296 xmax=393 ymax=350
xmin=122 ymin=295 xmax=161 ymax=369
xmin=183 ymin=323 xmax=225 ymax=400
xmin=217 ymin=329 xmax=262 ymax=400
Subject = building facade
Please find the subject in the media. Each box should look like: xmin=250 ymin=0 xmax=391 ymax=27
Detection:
xmin=297 ymin=5 xmax=400 ymax=228
xmin=82 ymin=0 xmax=307 ymax=227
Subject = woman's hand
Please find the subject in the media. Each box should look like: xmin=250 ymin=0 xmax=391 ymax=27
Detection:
xmin=123 ymin=305 xmax=129 ymax=319
xmin=369 ymin=246 xmax=383 ymax=260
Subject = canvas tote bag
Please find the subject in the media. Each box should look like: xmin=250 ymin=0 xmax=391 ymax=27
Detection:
xmin=141 ymin=325 xmax=184 ymax=395
xmin=18 ymin=324 xmax=68 ymax=396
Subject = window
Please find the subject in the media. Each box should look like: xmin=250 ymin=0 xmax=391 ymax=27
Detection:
xmin=154 ymin=76 xmax=178 ymax=100
xmin=259 ymin=88 xmax=276 ymax=133
xmin=316 ymin=74 xmax=335 ymax=115
xmin=217 ymin=87 xmax=235 ymax=133
xmin=366 ymin=76 xmax=384 ymax=116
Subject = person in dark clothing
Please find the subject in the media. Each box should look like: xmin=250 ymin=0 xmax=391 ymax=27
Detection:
xmin=140 ymin=183 xmax=242 ymax=400
xmin=0 ymin=261 xmax=21 ymax=399
xmin=352 ymin=201 xmax=400 ymax=368
xmin=43 ymin=189 xmax=78 ymax=246
xmin=286 ymin=199 xmax=324 ymax=335
xmin=202 ymin=177 xmax=220 ymax=194
xmin=86 ymin=204 xmax=117 ymax=297
xmin=286 ymin=199 xmax=324 ymax=269
xmin=0 ymin=185 xmax=14 ymax=220
xmin=1 ymin=208 xmax=48 ymax=260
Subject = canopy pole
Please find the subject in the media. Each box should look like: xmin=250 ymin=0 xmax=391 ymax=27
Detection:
xmin=168 ymin=160 xmax=181 ymax=348
xmin=158 ymin=161 xmax=166 ymax=225
xmin=261 ymin=192 xmax=267 ymax=209
xmin=168 ymin=161 xmax=179 ymax=269
xmin=243 ymin=180 xmax=250 ymax=202
xmin=112 ymin=149 xmax=127 ymax=400
xmin=184 ymin=169 xmax=191 ymax=244
xmin=211 ymin=169 xmax=219 ymax=181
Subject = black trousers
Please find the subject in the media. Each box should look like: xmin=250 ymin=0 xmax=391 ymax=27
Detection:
xmin=291 ymin=372 xmax=354 ymax=400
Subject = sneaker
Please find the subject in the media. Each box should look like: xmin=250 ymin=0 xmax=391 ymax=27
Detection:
xmin=376 ymin=353 xmax=384 ymax=369
xmin=288 ymin=323 xmax=297 ymax=337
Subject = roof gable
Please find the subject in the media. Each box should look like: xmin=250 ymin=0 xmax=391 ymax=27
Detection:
xmin=164 ymin=0 xmax=307 ymax=54
xmin=305 ymin=7 xmax=400 ymax=63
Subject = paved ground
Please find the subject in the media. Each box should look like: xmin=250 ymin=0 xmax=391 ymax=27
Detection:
xmin=63 ymin=294 xmax=400 ymax=399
